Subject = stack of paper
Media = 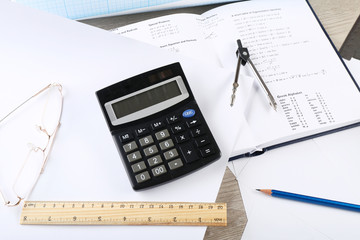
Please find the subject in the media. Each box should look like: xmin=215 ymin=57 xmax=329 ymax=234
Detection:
xmin=0 ymin=1 xmax=244 ymax=239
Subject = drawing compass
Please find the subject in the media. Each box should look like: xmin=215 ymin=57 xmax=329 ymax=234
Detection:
xmin=230 ymin=39 xmax=277 ymax=111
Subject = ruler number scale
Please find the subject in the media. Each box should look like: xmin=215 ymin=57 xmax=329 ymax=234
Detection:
xmin=21 ymin=201 xmax=227 ymax=226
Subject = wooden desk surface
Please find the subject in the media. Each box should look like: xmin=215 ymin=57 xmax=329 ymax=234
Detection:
xmin=81 ymin=1 xmax=360 ymax=239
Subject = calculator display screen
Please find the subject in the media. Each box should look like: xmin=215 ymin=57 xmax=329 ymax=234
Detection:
xmin=104 ymin=76 xmax=189 ymax=126
xmin=112 ymin=80 xmax=181 ymax=119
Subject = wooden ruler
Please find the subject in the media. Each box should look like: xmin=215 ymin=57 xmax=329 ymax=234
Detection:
xmin=20 ymin=201 xmax=227 ymax=226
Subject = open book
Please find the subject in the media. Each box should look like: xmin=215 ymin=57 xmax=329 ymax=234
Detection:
xmin=111 ymin=0 xmax=360 ymax=159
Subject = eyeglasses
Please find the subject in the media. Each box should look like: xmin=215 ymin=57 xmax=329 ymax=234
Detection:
xmin=0 ymin=83 xmax=63 ymax=206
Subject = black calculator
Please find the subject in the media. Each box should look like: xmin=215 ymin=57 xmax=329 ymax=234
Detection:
xmin=96 ymin=63 xmax=221 ymax=190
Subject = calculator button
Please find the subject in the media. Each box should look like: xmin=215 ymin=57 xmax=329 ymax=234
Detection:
xmin=163 ymin=148 xmax=179 ymax=160
xmin=119 ymin=132 xmax=133 ymax=143
xmin=166 ymin=114 xmax=180 ymax=124
xmin=151 ymin=165 xmax=167 ymax=177
xmin=179 ymin=143 xmax=200 ymax=163
xmin=131 ymin=161 xmax=147 ymax=173
xmin=143 ymin=145 xmax=159 ymax=157
xmin=135 ymin=127 xmax=149 ymax=136
xmin=155 ymin=129 xmax=170 ymax=140
xmin=123 ymin=141 xmax=138 ymax=153
xmin=151 ymin=121 xmax=165 ymax=130
xmin=147 ymin=155 xmax=163 ymax=167
xmin=139 ymin=135 xmax=154 ymax=147
xmin=195 ymin=136 xmax=211 ymax=147
xmin=135 ymin=171 xmax=151 ymax=183
xmin=171 ymin=123 xmax=186 ymax=134
xmin=190 ymin=127 xmax=205 ymax=137
xmin=200 ymin=146 xmax=216 ymax=157
xmin=127 ymin=151 xmax=142 ymax=163
xmin=159 ymin=139 xmax=174 ymax=150
xmin=182 ymin=109 xmax=196 ymax=118
xmin=186 ymin=118 xmax=200 ymax=128
xmin=168 ymin=158 xmax=183 ymax=170
xmin=175 ymin=133 xmax=190 ymax=144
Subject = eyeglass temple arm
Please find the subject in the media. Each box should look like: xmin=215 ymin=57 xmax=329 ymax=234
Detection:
xmin=0 ymin=84 xmax=52 ymax=124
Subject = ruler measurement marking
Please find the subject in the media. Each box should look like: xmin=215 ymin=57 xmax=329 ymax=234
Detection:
xmin=21 ymin=201 xmax=226 ymax=226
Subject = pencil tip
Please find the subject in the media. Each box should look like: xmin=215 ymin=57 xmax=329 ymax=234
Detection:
xmin=257 ymin=189 xmax=272 ymax=195
xmin=256 ymin=189 xmax=260 ymax=191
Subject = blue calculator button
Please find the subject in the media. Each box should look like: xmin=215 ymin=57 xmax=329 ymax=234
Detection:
xmin=182 ymin=109 xmax=195 ymax=118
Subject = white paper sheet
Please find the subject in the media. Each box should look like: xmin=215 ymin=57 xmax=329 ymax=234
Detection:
xmin=232 ymin=135 xmax=360 ymax=239
xmin=229 ymin=59 xmax=360 ymax=239
xmin=0 ymin=1 xmax=244 ymax=239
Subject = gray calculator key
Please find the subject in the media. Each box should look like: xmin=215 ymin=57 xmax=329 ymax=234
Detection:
xmin=131 ymin=161 xmax=147 ymax=173
xmin=151 ymin=165 xmax=167 ymax=177
xmin=168 ymin=158 xmax=183 ymax=170
xmin=155 ymin=129 xmax=170 ymax=140
xmin=147 ymin=155 xmax=163 ymax=167
xmin=123 ymin=141 xmax=138 ymax=153
xmin=163 ymin=148 xmax=179 ymax=160
xmin=139 ymin=135 xmax=154 ymax=147
xmin=159 ymin=139 xmax=174 ymax=150
xmin=135 ymin=171 xmax=151 ymax=183
xmin=144 ymin=145 xmax=159 ymax=156
xmin=127 ymin=151 xmax=142 ymax=163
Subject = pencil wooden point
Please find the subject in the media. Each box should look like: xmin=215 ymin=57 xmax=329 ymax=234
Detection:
xmin=257 ymin=189 xmax=272 ymax=195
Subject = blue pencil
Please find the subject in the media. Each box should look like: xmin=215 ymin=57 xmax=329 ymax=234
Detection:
xmin=257 ymin=189 xmax=360 ymax=212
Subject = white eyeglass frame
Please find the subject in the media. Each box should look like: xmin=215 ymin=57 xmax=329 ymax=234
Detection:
xmin=0 ymin=83 xmax=63 ymax=206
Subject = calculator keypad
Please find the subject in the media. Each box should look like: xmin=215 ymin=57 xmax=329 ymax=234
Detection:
xmin=115 ymin=104 xmax=220 ymax=190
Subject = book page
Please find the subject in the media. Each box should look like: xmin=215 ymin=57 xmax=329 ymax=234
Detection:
xmin=200 ymin=0 xmax=360 ymax=154
xmin=111 ymin=13 xmax=221 ymax=66
xmin=110 ymin=0 xmax=360 ymax=156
